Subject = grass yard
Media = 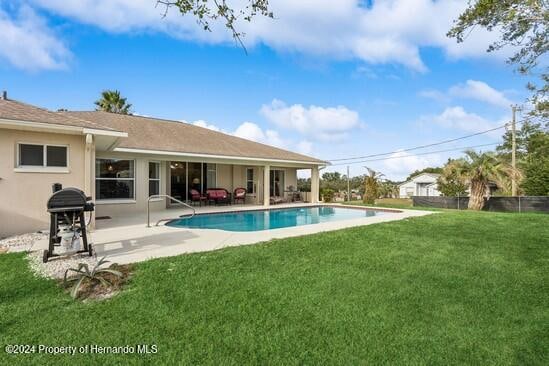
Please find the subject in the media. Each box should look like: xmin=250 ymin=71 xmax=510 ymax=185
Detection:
xmin=344 ymin=198 xmax=439 ymax=211
xmin=1 ymin=211 xmax=548 ymax=365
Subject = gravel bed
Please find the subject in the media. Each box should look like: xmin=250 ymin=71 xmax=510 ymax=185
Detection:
xmin=0 ymin=232 xmax=99 ymax=279
xmin=0 ymin=232 xmax=47 ymax=252
xmin=27 ymin=250 xmax=98 ymax=279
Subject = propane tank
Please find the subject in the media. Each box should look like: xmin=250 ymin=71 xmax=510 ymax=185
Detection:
xmin=71 ymin=232 xmax=81 ymax=251
xmin=59 ymin=228 xmax=75 ymax=250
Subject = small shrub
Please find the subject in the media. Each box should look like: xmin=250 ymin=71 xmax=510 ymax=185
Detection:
xmin=64 ymin=257 xmax=123 ymax=299
xmin=321 ymin=188 xmax=335 ymax=203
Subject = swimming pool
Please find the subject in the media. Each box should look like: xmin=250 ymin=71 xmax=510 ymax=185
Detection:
xmin=166 ymin=206 xmax=389 ymax=232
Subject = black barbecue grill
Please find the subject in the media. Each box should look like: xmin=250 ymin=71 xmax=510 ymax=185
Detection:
xmin=44 ymin=184 xmax=95 ymax=263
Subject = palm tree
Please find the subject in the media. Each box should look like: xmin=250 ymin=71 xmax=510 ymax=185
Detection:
xmin=443 ymin=150 xmax=518 ymax=210
xmin=94 ymin=90 xmax=132 ymax=114
xmin=363 ymin=167 xmax=384 ymax=204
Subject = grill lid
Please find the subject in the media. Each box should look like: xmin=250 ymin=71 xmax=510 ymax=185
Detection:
xmin=47 ymin=187 xmax=88 ymax=211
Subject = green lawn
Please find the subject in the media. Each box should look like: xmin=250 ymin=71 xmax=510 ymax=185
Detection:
xmin=344 ymin=198 xmax=439 ymax=211
xmin=1 ymin=211 xmax=548 ymax=365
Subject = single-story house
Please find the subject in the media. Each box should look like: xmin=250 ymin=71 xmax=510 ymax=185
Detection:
xmin=0 ymin=94 xmax=327 ymax=237
xmin=398 ymin=173 xmax=441 ymax=198
xmin=399 ymin=172 xmax=500 ymax=198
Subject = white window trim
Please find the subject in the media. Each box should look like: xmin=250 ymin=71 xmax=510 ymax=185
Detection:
xmin=246 ymin=167 xmax=256 ymax=195
xmin=95 ymin=158 xmax=136 ymax=202
xmin=15 ymin=142 xmax=70 ymax=173
xmin=270 ymin=169 xmax=285 ymax=197
xmin=148 ymin=161 xmax=162 ymax=200
xmin=206 ymin=163 xmax=217 ymax=190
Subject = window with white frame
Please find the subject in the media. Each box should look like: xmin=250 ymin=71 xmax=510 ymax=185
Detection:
xmin=17 ymin=143 xmax=68 ymax=168
xmin=149 ymin=162 xmax=161 ymax=197
xmin=95 ymin=159 xmax=135 ymax=200
xmin=206 ymin=163 xmax=217 ymax=189
xmin=246 ymin=168 xmax=255 ymax=194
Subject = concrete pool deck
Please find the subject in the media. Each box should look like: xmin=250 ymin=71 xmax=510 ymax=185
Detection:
xmin=34 ymin=203 xmax=434 ymax=265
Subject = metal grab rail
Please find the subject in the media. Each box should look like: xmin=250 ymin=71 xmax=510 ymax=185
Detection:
xmin=147 ymin=195 xmax=196 ymax=227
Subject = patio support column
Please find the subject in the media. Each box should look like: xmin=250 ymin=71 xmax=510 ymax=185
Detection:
xmin=84 ymin=134 xmax=95 ymax=229
xmin=263 ymin=165 xmax=270 ymax=206
xmin=311 ymin=165 xmax=320 ymax=203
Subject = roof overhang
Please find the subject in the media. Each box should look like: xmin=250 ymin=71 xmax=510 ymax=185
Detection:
xmin=112 ymin=147 xmax=328 ymax=167
xmin=0 ymin=118 xmax=127 ymax=150
xmin=0 ymin=118 xmax=127 ymax=136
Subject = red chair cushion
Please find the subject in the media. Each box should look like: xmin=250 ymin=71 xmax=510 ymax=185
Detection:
xmin=207 ymin=189 xmax=227 ymax=199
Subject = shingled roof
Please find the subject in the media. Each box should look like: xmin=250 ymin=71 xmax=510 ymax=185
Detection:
xmin=0 ymin=98 xmax=118 ymax=131
xmin=0 ymin=97 xmax=326 ymax=164
xmin=65 ymin=111 xmax=326 ymax=164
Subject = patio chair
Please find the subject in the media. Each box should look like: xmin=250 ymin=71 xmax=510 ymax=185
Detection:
xmin=206 ymin=188 xmax=231 ymax=205
xmin=189 ymin=189 xmax=207 ymax=206
xmin=270 ymin=196 xmax=286 ymax=205
xmin=233 ymin=187 xmax=246 ymax=204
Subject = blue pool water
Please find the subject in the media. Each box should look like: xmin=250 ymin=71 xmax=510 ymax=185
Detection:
xmin=166 ymin=206 xmax=387 ymax=232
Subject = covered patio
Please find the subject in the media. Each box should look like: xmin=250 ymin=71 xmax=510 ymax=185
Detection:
xmin=93 ymin=151 xmax=323 ymax=225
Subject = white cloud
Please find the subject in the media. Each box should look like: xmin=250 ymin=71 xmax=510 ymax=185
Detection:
xmin=382 ymin=150 xmax=443 ymax=180
xmin=260 ymin=99 xmax=360 ymax=141
xmin=420 ymin=106 xmax=503 ymax=134
xmin=296 ymin=140 xmax=313 ymax=155
xmin=449 ymin=80 xmax=512 ymax=108
xmin=191 ymin=119 xmax=223 ymax=132
xmin=419 ymin=89 xmax=450 ymax=103
xmin=420 ymin=80 xmax=513 ymax=108
xmin=184 ymin=119 xmax=293 ymax=151
xmin=27 ymin=0 xmax=509 ymax=71
xmin=0 ymin=4 xmax=69 ymax=70
xmin=233 ymin=121 xmax=287 ymax=148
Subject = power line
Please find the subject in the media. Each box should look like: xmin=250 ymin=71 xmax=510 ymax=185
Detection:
xmin=329 ymin=122 xmax=518 ymax=163
xmin=330 ymin=142 xmax=499 ymax=166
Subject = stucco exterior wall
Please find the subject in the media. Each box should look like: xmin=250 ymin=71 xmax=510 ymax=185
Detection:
xmin=94 ymin=151 xmax=167 ymax=218
xmin=0 ymin=129 xmax=87 ymax=237
xmin=0 ymin=131 xmax=310 ymax=237
xmin=216 ymin=164 xmax=233 ymax=191
xmin=285 ymin=168 xmax=297 ymax=190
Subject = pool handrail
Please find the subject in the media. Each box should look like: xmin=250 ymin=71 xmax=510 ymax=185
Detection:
xmin=147 ymin=194 xmax=196 ymax=227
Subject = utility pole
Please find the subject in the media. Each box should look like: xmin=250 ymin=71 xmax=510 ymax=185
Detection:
xmin=347 ymin=166 xmax=351 ymax=202
xmin=511 ymin=105 xmax=518 ymax=196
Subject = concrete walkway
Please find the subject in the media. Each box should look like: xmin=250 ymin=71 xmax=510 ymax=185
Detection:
xmin=35 ymin=204 xmax=433 ymax=265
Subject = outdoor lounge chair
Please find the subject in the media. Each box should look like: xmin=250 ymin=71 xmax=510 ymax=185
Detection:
xmin=233 ymin=187 xmax=246 ymax=204
xmin=206 ymin=188 xmax=231 ymax=205
xmin=190 ymin=189 xmax=207 ymax=206
xmin=270 ymin=196 xmax=286 ymax=205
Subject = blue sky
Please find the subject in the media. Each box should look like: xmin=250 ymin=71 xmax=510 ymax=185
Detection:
xmin=0 ymin=1 xmax=531 ymax=179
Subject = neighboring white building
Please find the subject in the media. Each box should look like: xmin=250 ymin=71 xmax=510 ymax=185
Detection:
xmin=399 ymin=173 xmax=441 ymax=198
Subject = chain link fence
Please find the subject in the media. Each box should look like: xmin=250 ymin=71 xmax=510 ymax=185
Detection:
xmin=412 ymin=196 xmax=549 ymax=213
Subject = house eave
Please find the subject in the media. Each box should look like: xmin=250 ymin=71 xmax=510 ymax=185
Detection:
xmin=112 ymin=147 xmax=328 ymax=167
xmin=0 ymin=118 xmax=127 ymax=138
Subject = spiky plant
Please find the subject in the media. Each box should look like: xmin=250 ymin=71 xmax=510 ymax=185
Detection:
xmin=64 ymin=257 xmax=123 ymax=299
xmin=94 ymin=90 xmax=132 ymax=114
xmin=363 ymin=167 xmax=384 ymax=204
xmin=442 ymin=150 xmax=519 ymax=210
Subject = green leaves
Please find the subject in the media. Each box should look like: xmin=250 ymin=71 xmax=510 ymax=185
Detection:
xmin=63 ymin=256 xmax=123 ymax=299
xmin=448 ymin=0 xmax=548 ymax=117
xmin=157 ymin=1 xmax=273 ymax=52
xmin=94 ymin=90 xmax=132 ymax=115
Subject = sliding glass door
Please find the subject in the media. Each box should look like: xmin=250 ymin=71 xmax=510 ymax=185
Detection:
xmin=170 ymin=161 xmax=217 ymax=202
xmin=188 ymin=162 xmax=202 ymax=194
xmin=170 ymin=161 xmax=187 ymax=201
xmin=270 ymin=170 xmax=285 ymax=197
